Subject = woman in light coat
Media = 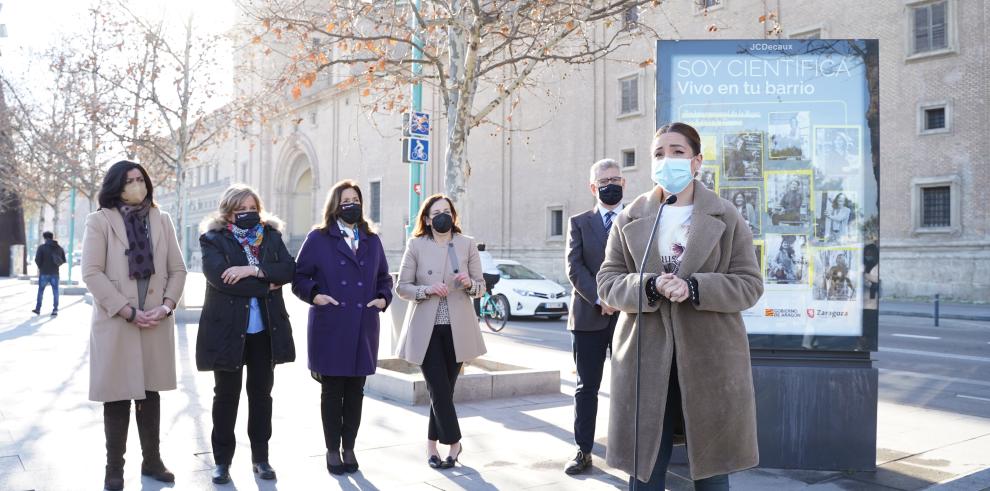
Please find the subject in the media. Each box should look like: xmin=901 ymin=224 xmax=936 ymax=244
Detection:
xmin=82 ymin=160 xmax=187 ymax=491
xmin=597 ymin=123 xmax=763 ymax=490
xmin=395 ymin=194 xmax=486 ymax=469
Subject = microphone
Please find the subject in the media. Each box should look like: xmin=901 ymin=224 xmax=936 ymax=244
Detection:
xmin=447 ymin=242 xmax=460 ymax=274
xmin=632 ymin=193 xmax=676 ymax=489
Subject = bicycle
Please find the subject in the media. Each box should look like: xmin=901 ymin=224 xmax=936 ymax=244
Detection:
xmin=478 ymin=273 xmax=509 ymax=332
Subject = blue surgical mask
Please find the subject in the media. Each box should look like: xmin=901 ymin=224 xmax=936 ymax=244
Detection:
xmin=651 ymin=157 xmax=695 ymax=194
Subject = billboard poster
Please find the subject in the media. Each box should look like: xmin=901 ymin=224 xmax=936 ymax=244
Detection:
xmin=656 ymin=40 xmax=880 ymax=351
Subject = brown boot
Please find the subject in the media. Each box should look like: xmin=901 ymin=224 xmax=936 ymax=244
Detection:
xmin=136 ymin=392 xmax=174 ymax=483
xmin=104 ymin=400 xmax=130 ymax=491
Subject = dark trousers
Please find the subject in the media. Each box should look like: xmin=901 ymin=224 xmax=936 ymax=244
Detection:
xmin=35 ymin=274 xmax=59 ymax=311
xmin=212 ymin=330 xmax=274 ymax=465
xmin=571 ymin=324 xmax=614 ymax=454
xmin=420 ymin=324 xmax=462 ymax=444
xmin=632 ymin=357 xmax=729 ymax=490
xmin=320 ymin=376 xmax=367 ymax=450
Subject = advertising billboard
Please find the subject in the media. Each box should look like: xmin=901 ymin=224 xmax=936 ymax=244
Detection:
xmin=657 ymin=39 xmax=880 ymax=351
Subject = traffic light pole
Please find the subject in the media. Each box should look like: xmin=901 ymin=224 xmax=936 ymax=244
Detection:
xmin=406 ymin=0 xmax=425 ymax=239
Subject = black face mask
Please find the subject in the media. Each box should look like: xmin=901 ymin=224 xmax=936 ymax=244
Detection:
xmin=234 ymin=211 xmax=260 ymax=229
xmin=431 ymin=213 xmax=453 ymax=234
xmin=339 ymin=203 xmax=362 ymax=224
xmin=598 ymin=183 xmax=623 ymax=206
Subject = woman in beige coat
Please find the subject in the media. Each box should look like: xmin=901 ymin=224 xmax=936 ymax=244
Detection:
xmin=597 ymin=123 xmax=763 ymax=490
xmin=395 ymin=194 xmax=486 ymax=469
xmin=81 ymin=160 xmax=187 ymax=491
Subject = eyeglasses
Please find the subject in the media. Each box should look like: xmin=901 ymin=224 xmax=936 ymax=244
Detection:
xmin=595 ymin=177 xmax=623 ymax=186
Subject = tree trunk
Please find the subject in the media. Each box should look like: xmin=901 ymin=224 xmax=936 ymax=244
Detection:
xmin=37 ymin=206 xmax=45 ymax=247
xmin=174 ymin=165 xmax=186 ymax=257
xmin=52 ymin=196 xmax=61 ymax=241
xmin=442 ymin=5 xmax=480 ymax=205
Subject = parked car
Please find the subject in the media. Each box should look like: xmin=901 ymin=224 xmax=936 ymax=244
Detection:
xmin=489 ymin=259 xmax=569 ymax=320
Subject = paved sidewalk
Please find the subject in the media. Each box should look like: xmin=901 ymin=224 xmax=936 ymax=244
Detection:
xmin=1 ymin=276 xmax=989 ymax=490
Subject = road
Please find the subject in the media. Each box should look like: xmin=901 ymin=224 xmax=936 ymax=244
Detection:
xmin=474 ymin=312 xmax=990 ymax=420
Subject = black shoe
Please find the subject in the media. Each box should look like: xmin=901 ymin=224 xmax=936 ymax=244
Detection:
xmin=31 ymin=309 xmax=39 ymax=315
xmin=428 ymin=454 xmax=443 ymax=469
xmin=440 ymin=443 xmax=462 ymax=469
xmin=564 ymin=450 xmax=592 ymax=475
xmin=50 ymin=310 xmax=58 ymax=317
xmin=104 ymin=465 xmax=124 ymax=491
xmin=141 ymin=460 xmax=175 ymax=483
xmin=341 ymin=449 xmax=359 ymax=473
xmin=253 ymin=462 xmax=276 ymax=480
xmin=326 ymin=451 xmax=346 ymax=475
xmin=212 ymin=464 xmax=231 ymax=484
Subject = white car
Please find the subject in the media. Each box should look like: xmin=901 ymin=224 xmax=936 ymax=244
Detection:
xmin=489 ymin=259 xmax=570 ymax=320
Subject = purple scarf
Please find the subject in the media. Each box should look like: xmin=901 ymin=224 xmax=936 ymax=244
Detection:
xmin=117 ymin=200 xmax=155 ymax=279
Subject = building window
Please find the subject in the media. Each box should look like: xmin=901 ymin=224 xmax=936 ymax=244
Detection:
xmin=619 ymin=75 xmax=639 ymax=116
xmin=622 ymin=149 xmax=636 ymax=168
xmin=918 ymin=100 xmax=951 ymax=135
xmin=921 ymin=186 xmax=951 ymax=228
xmin=912 ymin=1 xmax=948 ymax=54
xmin=623 ymin=6 xmax=639 ymax=29
xmin=791 ymin=29 xmax=821 ymax=39
xmin=911 ymin=175 xmax=960 ymax=235
xmin=369 ymin=180 xmax=382 ymax=224
xmin=548 ymin=207 xmax=564 ymax=239
xmin=924 ymin=107 xmax=945 ymax=130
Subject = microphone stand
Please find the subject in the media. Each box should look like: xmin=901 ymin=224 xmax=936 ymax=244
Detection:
xmin=632 ymin=193 xmax=677 ymax=490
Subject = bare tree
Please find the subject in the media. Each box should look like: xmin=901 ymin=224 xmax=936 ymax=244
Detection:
xmin=0 ymin=73 xmax=79 ymax=241
xmin=89 ymin=1 xmax=245 ymax=251
xmin=239 ymin=0 xmax=661 ymax=203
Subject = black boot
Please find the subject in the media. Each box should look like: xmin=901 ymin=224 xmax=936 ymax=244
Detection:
xmin=104 ymin=400 xmax=130 ymax=491
xmin=135 ymin=392 xmax=175 ymax=483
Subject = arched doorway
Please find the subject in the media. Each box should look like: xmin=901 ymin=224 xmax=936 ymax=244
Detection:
xmin=287 ymin=160 xmax=314 ymax=252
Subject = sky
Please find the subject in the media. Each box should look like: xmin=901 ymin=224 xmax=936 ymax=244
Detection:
xmin=0 ymin=0 xmax=237 ymax=104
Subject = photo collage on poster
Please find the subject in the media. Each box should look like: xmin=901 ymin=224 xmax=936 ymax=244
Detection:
xmin=659 ymin=40 xmax=878 ymax=340
xmin=694 ymin=114 xmax=865 ymax=337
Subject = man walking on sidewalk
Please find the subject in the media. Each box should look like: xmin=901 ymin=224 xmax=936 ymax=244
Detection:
xmin=32 ymin=231 xmax=66 ymax=317
xmin=563 ymin=159 xmax=624 ymax=475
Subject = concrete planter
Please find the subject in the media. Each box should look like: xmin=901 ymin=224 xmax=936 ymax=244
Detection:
xmin=368 ymin=357 xmax=560 ymax=406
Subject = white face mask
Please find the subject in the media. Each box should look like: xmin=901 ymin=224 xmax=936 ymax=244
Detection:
xmin=651 ymin=157 xmax=695 ymax=194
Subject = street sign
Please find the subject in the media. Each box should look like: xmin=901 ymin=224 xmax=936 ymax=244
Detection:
xmin=406 ymin=137 xmax=429 ymax=163
xmin=409 ymin=111 xmax=430 ymax=136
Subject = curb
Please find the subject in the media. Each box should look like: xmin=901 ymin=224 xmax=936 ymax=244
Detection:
xmin=881 ymin=310 xmax=990 ymax=322
xmin=923 ymin=466 xmax=990 ymax=490
xmin=175 ymin=308 xmax=201 ymax=324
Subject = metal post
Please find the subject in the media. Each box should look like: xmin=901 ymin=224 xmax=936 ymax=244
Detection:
xmin=66 ymin=187 xmax=77 ymax=283
xmin=406 ymin=0 xmax=424 ymax=239
xmin=934 ymin=293 xmax=940 ymax=327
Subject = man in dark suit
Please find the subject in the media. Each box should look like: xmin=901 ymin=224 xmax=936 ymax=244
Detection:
xmin=564 ymin=158 xmax=624 ymax=475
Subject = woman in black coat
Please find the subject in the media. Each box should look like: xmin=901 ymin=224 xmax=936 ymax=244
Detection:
xmin=195 ymin=184 xmax=296 ymax=484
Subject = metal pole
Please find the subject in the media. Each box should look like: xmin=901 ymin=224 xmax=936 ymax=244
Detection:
xmin=934 ymin=293 xmax=940 ymax=327
xmin=67 ymin=187 xmax=77 ymax=283
xmin=406 ymin=0 xmax=424 ymax=239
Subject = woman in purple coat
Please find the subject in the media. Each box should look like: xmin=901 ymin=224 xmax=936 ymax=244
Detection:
xmin=291 ymin=180 xmax=393 ymax=476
